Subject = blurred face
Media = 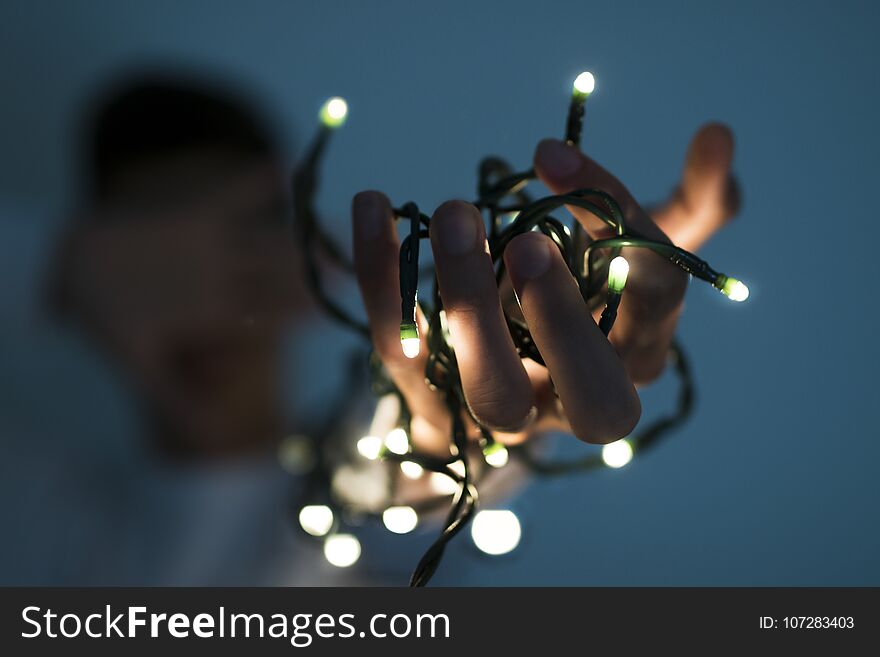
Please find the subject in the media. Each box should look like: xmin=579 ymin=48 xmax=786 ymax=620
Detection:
xmin=68 ymin=147 xmax=308 ymax=457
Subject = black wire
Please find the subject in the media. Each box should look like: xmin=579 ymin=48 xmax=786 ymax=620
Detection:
xmin=290 ymin=86 xmax=740 ymax=588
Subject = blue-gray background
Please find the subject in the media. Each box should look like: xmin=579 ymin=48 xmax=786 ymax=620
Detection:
xmin=1 ymin=0 xmax=878 ymax=585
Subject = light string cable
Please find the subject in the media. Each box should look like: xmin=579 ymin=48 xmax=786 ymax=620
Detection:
xmin=290 ymin=75 xmax=748 ymax=586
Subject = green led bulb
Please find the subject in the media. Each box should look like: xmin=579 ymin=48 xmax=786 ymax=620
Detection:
xmin=572 ymin=71 xmax=595 ymax=98
xmin=607 ymin=256 xmax=629 ymax=294
xmin=319 ymin=97 xmax=348 ymax=128
xmin=400 ymin=322 xmax=420 ymax=359
xmin=720 ymin=276 xmax=749 ymax=302
xmin=483 ymin=442 xmax=509 ymax=468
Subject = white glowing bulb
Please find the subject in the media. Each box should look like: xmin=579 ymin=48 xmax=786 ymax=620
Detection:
xmin=723 ymin=278 xmax=750 ymax=302
xmin=471 ymin=510 xmax=521 ymax=555
xmin=382 ymin=506 xmax=418 ymax=534
xmin=356 ymin=435 xmax=383 ymax=460
xmin=319 ymin=96 xmax=348 ymax=128
xmin=608 ymin=255 xmax=630 ymax=293
xmin=323 ymin=534 xmax=361 ymax=567
xmin=401 ymin=337 xmax=420 ymax=359
xmin=602 ymin=438 xmax=634 ymax=468
xmin=400 ymin=461 xmax=424 ymax=479
xmin=429 ymin=472 xmax=460 ymax=495
xmin=384 ymin=428 xmax=410 ymax=455
xmin=298 ymin=505 xmax=334 ymax=537
xmin=484 ymin=444 xmax=509 ymax=468
xmin=573 ymin=71 xmax=596 ymax=95
xmin=448 ymin=460 xmax=466 ymax=477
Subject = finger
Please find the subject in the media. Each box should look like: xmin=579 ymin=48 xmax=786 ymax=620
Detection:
xmin=533 ymin=138 xmax=667 ymax=242
xmin=429 ymin=200 xmax=535 ymax=431
xmin=504 ymin=231 xmax=640 ymax=443
xmin=652 ymin=123 xmax=738 ymax=252
xmin=352 ymin=191 xmax=450 ymax=439
xmin=534 ymin=137 xmax=687 ymax=385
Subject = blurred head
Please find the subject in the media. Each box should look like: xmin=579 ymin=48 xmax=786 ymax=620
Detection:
xmin=58 ymin=73 xmax=303 ymax=459
xmin=86 ymin=74 xmax=282 ymax=209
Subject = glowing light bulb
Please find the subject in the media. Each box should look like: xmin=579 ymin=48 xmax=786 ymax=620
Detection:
xmin=401 ymin=338 xmax=420 ymax=358
xmin=400 ymin=461 xmax=424 ymax=479
xmin=721 ymin=276 xmax=749 ymax=302
xmin=602 ymin=438 xmax=634 ymax=468
xmin=448 ymin=460 xmax=466 ymax=477
xmin=323 ymin=534 xmax=361 ymax=567
xmin=400 ymin=322 xmax=420 ymax=359
xmin=382 ymin=506 xmax=418 ymax=534
xmin=573 ymin=71 xmax=595 ymax=96
xmin=608 ymin=256 xmax=630 ymax=294
xmin=298 ymin=505 xmax=334 ymax=537
xmin=471 ymin=510 xmax=521 ymax=555
xmin=483 ymin=443 xmax=509 ymax=468
xmin=429 ymin=472 xmax=459 ymax=495
xmin=356 ymin=435 xmax=383 ymax=460
xmin=319 ymin=97 xmax=348 ymax=128
xmin=384 ymin=428 xmax=409 ymax=455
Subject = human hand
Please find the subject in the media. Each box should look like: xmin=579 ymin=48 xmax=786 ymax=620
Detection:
xmin=352 ymin=124 xmax=737 ymax=452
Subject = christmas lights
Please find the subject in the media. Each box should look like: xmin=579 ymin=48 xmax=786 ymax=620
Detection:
xmin=384 ymin=428 xmax=410 ymax=456
xmin=323 ymin=534 xmax=361 ymax=568
xmin=607 ymin=256 xmax=629 ymax=294
xmin=356 ymin=435 xmax=383 ymax=461
xmin=719 ymin=275 xmax=750 ymax=302
xmin=289 ymin=73 xmax=747 ymax=586
xmin=299 ymin=505 xmax=334 ymax=537
xmin=601 ymin=438 xmax=634 ymax=469
xmin=319 ymin=96 xmax=348 ymax=128
xmin=573 ymin=71 xmax=596 ymax=96
xmin=471 ymin=510 xmax=522 ymax=556
xmin=382 ymin=506 xmax=419 ymax=534
xmin=400 ymin=461 xmax=425 ymax=479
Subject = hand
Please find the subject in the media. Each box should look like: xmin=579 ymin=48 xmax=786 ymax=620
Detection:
xmin=352 ymin=124 xmax=737 ymax=452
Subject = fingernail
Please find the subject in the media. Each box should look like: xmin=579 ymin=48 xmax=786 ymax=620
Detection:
xmin=505 ymin=233 xmax=552 ymax=286
xmin=436 ymin=203 xmax=478 ymax=255
xmin=535 ymin=138 xmax=582 ymax=179
xmin=353 ymin=191 xmax=386 ymax=241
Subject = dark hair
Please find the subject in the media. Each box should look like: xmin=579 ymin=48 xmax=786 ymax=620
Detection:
xmin=85 ymin=73 xmax=276 ymax=198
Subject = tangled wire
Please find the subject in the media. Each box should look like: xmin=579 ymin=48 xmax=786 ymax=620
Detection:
xmin=289 ymin=73 xmax=747 ymax=586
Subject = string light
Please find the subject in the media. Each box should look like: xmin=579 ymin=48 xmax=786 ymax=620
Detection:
xmin=319 ymin=96 xmax=348 ymax=128
xmin=384 ymin=428 xmax=410 ymax=455
xmin=448 ymin=460 xmax=466 ymax=477
xmin=400 ymin=461 xmax=424 ymax=479
xmin=298 ymin=505 xmax=334 ymax=537
xmin=601 ymin=438 xmax=634 ymax=469
xmin=400 ymin=322 xmax=420 ymax=358
xmin=356 ymin=435 xmax=383 ymax=460
xmin=290 ymin=69 xmax=748 ymax=587
xmin=429 ymin=472 xmax=460 ymax=496
xmin=566 ymin=70 xmax=594 ymax=144
xmin=720 ymin=276 xmax=750 ymax=302
xmin=607 ymin=255 xmax=630 ymax=294
xmin=483 ymin=442 xmax=509 ymax=468
xmin=382 ymin=506 xmax=419 ymax=534
xmin=323 ymin=534 xmax=361 ymax=567
xmin=471 ymin=510 xmax=522 ymax=555
xmin=572 ymin=71 xmax=596 ymax=96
